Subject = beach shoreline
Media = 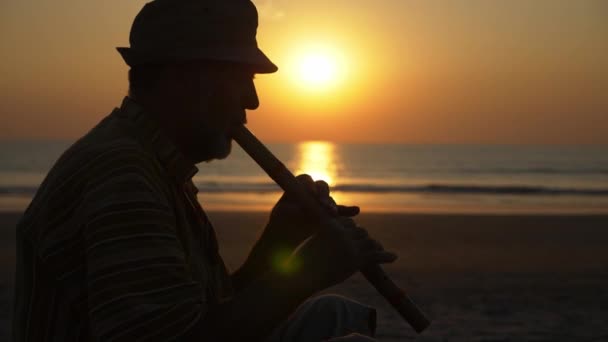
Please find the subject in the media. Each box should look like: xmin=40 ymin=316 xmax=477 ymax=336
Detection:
xmin=2 ymin=211 xmax=608 ymax=341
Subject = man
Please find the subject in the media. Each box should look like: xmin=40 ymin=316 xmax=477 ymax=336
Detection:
xmin=12 ymin=0 xmax=397 ymax=341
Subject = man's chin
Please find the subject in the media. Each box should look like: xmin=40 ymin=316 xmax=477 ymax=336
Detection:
xmin=190 ymin=128 xmax=234 ymax=163
xmin=214 ymin=142 xmax=232 ymax=160
xmin=201 ymin=136 xmax=232 ymax=162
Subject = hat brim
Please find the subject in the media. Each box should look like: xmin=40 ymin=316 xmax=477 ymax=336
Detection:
xmin=116 ymin=46 xmax=278 ymax=74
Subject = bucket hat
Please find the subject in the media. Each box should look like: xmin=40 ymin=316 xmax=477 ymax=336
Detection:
xmin=117 ymin=0 xmax=278 ymax=73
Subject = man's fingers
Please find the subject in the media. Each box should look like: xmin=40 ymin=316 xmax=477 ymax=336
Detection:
xmin=360 ymin=251 xmax=398 ymax=267
xmin=295 ymin=176 xmax=359 ymax=219
xmin=337 ymin=217 xmax=357 ymax=229
xmin=315 ymin=180 xmax=330 ymax=198
xmin=346 ymin=225 xmax=368 ymax=239
xmin=276 ymin=201 xmax=306 ymax=216
xmin=355 ymin=237 xmax=383 ymax=253
xmin=352 ymin=233 xmax=395 ymax=267
xmin=312 ymin=180 xmax=360 ymax=218
xmin=295 ymin=174 xmax=317 ymax=195
xmin=280 ymin=174 xmax=316 ymax=202
xmin=337 ymin=205 xmax=360 ymax=217
xmin=372 ymin=251 xmax=398 ymax=264
xmin=314 ymin=181 xmax=341 ymax=216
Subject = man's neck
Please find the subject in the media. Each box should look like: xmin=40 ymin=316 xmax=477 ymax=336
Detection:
xmin=129 ymin=95 xmax=197 ymax=165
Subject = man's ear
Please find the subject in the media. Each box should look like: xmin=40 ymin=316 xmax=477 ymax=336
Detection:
xmin=160 ymin=64 xmax=180 ymax=86
xmin=160 ymin=64 xmax=194 ymax=99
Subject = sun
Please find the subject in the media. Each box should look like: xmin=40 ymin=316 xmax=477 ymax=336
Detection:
xmin=298 ymin=54 xmax=337 ymax=86
xmin=288 ymin=45 xmax=346 ymax=91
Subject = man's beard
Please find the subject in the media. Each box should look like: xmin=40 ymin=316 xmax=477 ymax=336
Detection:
xmin=190 ymin=124 xmax=232 ymax=163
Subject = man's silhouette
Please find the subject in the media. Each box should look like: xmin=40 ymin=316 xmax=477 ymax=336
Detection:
xmin=12 ymin=1 xmax=396 ymax=341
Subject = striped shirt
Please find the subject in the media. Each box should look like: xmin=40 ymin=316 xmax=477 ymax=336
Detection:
xmin=12 ymin=97 xmax=233 ymax=341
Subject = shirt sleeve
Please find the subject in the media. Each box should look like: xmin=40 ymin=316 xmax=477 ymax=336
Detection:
xmin=81 ymin=147 xmax=204 ymax=341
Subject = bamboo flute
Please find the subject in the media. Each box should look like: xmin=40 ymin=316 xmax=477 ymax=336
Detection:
xmin=231 ymin=125 xmax=431 ymax=333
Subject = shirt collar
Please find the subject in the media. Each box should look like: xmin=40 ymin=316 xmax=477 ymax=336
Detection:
xmin=116 ymin=97 xmax=199 ymax=185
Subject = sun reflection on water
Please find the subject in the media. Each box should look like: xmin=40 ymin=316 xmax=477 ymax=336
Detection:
xmin=294 ymin=141 xmax=338 ymax=186
xmin=292 ymin=141 xmax=353 ymax=205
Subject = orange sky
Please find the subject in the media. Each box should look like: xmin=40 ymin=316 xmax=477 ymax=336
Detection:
xmin=1 ymin=0 xmax=607 ymax=144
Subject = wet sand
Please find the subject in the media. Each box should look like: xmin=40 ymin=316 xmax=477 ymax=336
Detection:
xmin=2 ymin=212 xmax=608 ymax=341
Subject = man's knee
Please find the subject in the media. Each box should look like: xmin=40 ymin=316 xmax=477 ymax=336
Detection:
xmin=268 ymin=295 xmax=377 ymax=342
xmin=302 ymin=295 xmax=359 ymax=316
xmin=298 ymin=294 xmax=377 ymax=336
xmin=326 ymin=333 xmax=378 ymax=341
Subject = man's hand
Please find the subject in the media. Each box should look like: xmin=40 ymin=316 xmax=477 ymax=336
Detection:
xmin=290 ymin=216 xmax=398 ymax=292
xmin=263 ymin=174 xmax=360 ymax=249
xmin=233 ymin=174 xmax=360 ymax=291
xmin=225 ymin=177 xmax=396 ymax=340
xmin=207 ymin=216 xmax=395 ymax=341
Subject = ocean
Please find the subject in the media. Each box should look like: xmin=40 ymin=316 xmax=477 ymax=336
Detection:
xmin=0 ymin=140 xmax=607 ymax=214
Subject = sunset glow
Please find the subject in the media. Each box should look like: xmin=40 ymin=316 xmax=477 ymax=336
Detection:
xmin=0 ymin=0 xmax=606 ymax=144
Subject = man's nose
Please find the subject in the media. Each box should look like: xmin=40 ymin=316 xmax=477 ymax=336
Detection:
xmin=242 ymin=79 xmax=259 ymax=110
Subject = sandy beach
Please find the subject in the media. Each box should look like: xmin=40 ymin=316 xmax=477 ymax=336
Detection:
xmin=2 ymin=211 xmax=608 ymax=341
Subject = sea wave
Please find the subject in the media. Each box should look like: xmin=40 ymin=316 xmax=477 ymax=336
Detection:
xmin=453 ymin=167 xmax=608 ymax=175
xmin=2 ymin=183 xmax=608 ymax=197
xmin=194 ymin=181 xmax=608 ymax=196
xmin=333 ymin=184 xmax=608 ymax=196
